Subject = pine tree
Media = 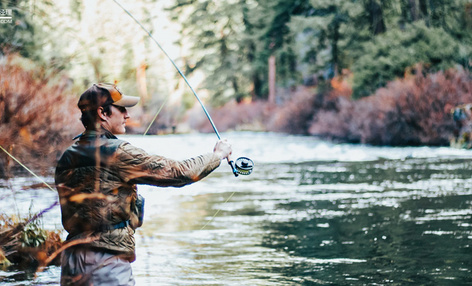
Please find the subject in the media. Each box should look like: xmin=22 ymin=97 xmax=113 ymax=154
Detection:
xmin=169 ymin=0 xmax=253 ymax=104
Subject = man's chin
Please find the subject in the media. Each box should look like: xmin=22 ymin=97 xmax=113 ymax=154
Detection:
xmin=115 ymin=128 xmax=126 ymax=135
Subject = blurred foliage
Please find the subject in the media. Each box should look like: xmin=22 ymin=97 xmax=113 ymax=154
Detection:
xmin=0 ymin=213 xmax=62 ymax=269
xmin=169 ymin=0 xmax=254 ymax=105
xmin=188 ymin=99 xmax=267 ymax=133
xmin=170 ymin=0 xmax=472 ymax=102
xmin=241 ymin=67 xmax=472 ymax=147
xmin=0 ymin=0 xmax=75 ymax=73
xmin=169 ymin=0 xmax=312 ymax=104
xmin=265 ymin=87 xmax=320 ymax=135
xmin=0 ymin=0 xmax=35 ymax=58
xmin=1 ymin=0 xmax=171 ymax=110
xmin=0 ymin=55 xmax=82 ymax=177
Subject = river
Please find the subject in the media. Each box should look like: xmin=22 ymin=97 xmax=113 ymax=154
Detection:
xmin=1 ymin=132 xmax=472 ymax=285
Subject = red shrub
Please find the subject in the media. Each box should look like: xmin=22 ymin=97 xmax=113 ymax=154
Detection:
xmin=309 ymin=68 xmax=472 ymax=146
xmin=0 ymin=55 xmax=82 ymax=176
xmin=187 ymin=99 xmax=267 ymax=133
xmin=308 ymin=96 xmax=360 ymax=142
xmin=266 ymin=87 xmax=321 ymax=134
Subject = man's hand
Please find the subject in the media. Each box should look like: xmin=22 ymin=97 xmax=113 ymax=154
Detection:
xmin=213 ymin=139 xmax=232 ymax=160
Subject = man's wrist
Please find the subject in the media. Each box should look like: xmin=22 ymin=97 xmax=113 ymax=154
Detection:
xmin=213 ymin=151 xmax=225 ymax=160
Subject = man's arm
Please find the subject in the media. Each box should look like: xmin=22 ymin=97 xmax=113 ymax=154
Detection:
xmin=116 ymin=140 xmax=231 ymax=187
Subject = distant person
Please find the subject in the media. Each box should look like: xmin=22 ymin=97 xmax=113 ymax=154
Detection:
xmin=55 ymin=83 xmax=232 ymax=285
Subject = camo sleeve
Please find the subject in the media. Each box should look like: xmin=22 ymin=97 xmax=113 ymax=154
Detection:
xmin=115 ymin=142 xmax=221 ymax=187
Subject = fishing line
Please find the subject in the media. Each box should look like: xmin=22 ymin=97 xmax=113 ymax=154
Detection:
xmin=0 ymin=145 xmax=60 ymax=233
xmin=199 ymin=191 xmax=235 ymax=230
xmin=0 ymin=145 xmax=56 ymax=192
xmin=142 ymin=94 xmax=170 ymax=136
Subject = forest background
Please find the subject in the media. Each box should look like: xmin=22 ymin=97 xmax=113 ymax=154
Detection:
xmin=1 ymin=0 xmax=472 ymax=175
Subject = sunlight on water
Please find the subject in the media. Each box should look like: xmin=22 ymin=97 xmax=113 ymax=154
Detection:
xmin=2 ymin=132 xmax=472 ymax=285
xmin=123 ymin=132 xmax=472 ymax=164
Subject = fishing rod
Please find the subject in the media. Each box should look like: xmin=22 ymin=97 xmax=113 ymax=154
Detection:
xmin=112 ymin=0 xmax=253 ymax=177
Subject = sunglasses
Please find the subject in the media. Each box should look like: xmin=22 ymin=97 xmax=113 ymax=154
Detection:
xmin=111 ymin=104 xmax=128 ymax=114
xmin=102 ymin=103 xmax=127 ymax=114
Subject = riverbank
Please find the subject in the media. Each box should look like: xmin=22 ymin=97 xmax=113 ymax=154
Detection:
xmin=189 ymin=67 xmax=472 ymax=147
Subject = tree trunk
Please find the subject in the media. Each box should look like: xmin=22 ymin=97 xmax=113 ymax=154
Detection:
xmin=136 ymin=62 xmax=148 ymax=103
xmin=251 ymin=73 xmax=262 ymax=101
xmin=419 ymin=0 xmax=428 ymax=24
xmin=367 ymin=0 xmax=386 ymax=35
xmin=409 ymin=0 xmax=418 ymax=21
xmin=268 ymin=55 xmax=276 ymax=105
xmin=330 ymin=16 xmax=340 ymax=78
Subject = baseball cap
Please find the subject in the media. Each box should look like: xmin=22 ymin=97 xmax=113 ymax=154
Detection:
xmin=78 ymin=83 xmax=140 ymax=111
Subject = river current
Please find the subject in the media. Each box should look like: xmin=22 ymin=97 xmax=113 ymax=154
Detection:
xmin=1 ymin=132 xmax=472 ymax=285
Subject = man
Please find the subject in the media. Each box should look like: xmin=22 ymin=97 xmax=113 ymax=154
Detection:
xmin=55 ymin=83 xmax=232 ymax=285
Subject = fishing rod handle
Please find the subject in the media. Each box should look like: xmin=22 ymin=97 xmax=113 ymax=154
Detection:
xmin=227 ymin=156 xmax=238 ymax=177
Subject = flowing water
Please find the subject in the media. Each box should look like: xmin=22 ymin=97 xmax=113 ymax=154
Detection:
xmin=1 ymin=132 xmax=472 ymax=285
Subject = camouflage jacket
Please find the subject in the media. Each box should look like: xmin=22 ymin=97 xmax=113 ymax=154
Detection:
xmin=55 ymin=128 xmax=221 ymax=260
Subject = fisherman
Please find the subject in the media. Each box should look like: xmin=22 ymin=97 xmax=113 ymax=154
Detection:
xmin=55 ymin=83 xmax=232 ymax=285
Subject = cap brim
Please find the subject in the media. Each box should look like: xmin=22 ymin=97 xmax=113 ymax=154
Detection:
xmin=113 ymin=94 xmax=140 ymax=107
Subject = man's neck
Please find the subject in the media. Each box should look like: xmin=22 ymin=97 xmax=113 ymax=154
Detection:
xmin=83 ymin=126 xmax=117 ymax=139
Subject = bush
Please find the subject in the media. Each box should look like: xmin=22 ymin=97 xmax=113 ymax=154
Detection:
xmin=0 ymin=214 xmax=63 ymax=270
xmin=309 ymin=67 xmax=472 ymax=146
xmin=0 ymin=55 xmax=82 ymax=177
xmin=186 ymin=99 xmax=267 ymax=133
xmin=308 ymin=95 xmax=361 ymax=143
xmin=266 ymin=87 xmax=319 ymax=135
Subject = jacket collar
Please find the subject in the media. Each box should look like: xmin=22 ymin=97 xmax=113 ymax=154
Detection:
xmin=76 ymin=127 xmax=118 ymax=140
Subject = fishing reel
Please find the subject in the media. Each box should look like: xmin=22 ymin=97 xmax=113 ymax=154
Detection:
xmin=229 ymin=157 xmax=254 ymax=177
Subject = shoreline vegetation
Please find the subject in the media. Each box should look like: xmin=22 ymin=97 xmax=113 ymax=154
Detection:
xmin=1 ymin=54 xmax=472 ymax=178
xmin=189 ymin=66 xmax=472 ymax=147
xmin=0 ymin=55 xmax=82 ymax=178
xmin=0 ymin=213 xmax=62 ymax=271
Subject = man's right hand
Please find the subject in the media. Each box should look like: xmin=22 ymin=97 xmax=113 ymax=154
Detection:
xmin=213 ymin=139 xmax=232 ymax=160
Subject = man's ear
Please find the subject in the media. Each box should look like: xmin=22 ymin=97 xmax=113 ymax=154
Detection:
xmin=97 ymin=106 xmax=108 ymax=121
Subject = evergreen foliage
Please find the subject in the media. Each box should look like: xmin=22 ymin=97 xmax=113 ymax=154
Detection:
xmin=352 ymin=22 xmax=460 ymax=98
xmin=169 ymin=0 xmax=253 ymax=104
xmin=170 ymin=0 xmax=472 ymax=101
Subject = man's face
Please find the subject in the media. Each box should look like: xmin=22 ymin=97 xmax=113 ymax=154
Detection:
xmin=101 ymin=105 xmax=129 ymax=134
